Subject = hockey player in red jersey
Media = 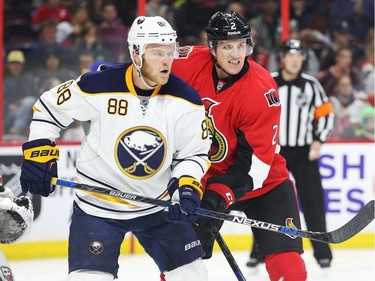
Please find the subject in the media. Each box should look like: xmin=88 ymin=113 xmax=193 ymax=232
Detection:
xmin=172 ymin=12 xmax=308 ymax=280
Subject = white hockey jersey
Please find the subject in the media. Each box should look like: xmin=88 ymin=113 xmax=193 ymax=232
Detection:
xmin=29 ymin=63 xmax=211 ymax=219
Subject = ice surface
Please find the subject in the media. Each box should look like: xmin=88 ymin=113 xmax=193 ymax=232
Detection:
xmin=9 ymin=249 xmax=375 ymax=280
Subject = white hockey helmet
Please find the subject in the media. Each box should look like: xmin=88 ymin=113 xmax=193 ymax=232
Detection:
xmin=128 ymin=16 xmax=178 ymax=60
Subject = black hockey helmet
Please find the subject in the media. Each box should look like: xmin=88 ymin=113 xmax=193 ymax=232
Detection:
xmin=277 ymin=39 xmax=306 ymax=61
xmin=205 ymin=12 xmax=254 ymax=56
xmin=205 ymin=11 xmax=251 ymax=40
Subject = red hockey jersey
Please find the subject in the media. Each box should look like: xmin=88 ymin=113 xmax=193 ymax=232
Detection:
xmin=172 ymin=46 xmax=290 ymax=200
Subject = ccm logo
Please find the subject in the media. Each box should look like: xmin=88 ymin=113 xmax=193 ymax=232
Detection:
xmin=30 ymin=150 xmax=59 ymax=158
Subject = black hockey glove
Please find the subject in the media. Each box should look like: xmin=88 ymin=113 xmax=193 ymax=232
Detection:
xmin=193 ymin=175 xmax=250 ymax=258
xmin=20 ymin=139 xmax=59 ymax=197
xmin=196 ymin=175 xmax=250 ymax=226
xmin=164 ymin=176 xmax=203 ymax=224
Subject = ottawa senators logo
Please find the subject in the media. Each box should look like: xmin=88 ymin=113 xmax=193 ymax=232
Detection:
xmin=285 ymin=218 xmax=298 ymax=239
xmin=115 ymin=127 xmax=166 ymax=179
xmin=178 ymin=46 xmax=193 ymax=59
xmin=202 ymin=98 xmax=228 ymax=162
xmin=264 ymin=89 xmax=280 ymax=107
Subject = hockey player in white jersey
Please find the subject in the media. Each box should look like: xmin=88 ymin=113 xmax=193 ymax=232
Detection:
xmin=20 ymin=16 xmax=211 ymax=281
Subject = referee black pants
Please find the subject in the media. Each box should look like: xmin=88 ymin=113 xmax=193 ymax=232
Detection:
xmin=280 ymin=146 xmax=332 ymax=261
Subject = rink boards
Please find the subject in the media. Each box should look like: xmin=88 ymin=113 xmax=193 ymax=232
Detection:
xmin=0 ymin=142 xmax=374 ymax=259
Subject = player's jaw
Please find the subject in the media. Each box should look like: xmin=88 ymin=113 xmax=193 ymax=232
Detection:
xmin=141 ymin=61 xmax=171 ymax=86
xmin=216 ymin=55 xmax=245 ymax=79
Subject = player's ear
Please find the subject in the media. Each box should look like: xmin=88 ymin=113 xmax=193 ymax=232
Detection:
xmin=132 ymin=50 xmax=141 ymax=65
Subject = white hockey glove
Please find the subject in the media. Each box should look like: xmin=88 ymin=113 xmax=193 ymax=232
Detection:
xmin=0 ymin=187 xmax=34 ymax=244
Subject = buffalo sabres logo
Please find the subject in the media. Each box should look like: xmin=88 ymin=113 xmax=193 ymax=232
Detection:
xmin=115 ymin=127 xmax=166 ymax=179
xmin=89 ymin=241 xmax=104 ymax=255
xmin=202 ymin=98 xmax=228 ymax=162
xmin=137 ymin=17 xmax=145 ymax=24
xmin=264 ymin=89 xmax=280 ymax=107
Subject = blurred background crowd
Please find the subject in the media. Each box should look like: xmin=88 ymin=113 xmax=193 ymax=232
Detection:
xmin=2 ymin=0 xmax=374 ymax=142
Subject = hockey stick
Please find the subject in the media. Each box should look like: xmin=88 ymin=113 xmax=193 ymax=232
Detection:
xmin=52 ymin=178 xmax=245 ymax=280
xmin=52 ymin=178 xmax=375 ymax=244
xmin=209 ymin=222 xmax=246 ymax=281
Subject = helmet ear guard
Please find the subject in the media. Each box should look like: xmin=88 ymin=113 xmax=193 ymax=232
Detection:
xmin=205 ymin=11 xmax=254 ymax=56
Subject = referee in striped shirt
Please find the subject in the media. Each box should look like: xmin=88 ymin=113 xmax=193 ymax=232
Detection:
xmin=248 ymin=39 xmax=335 ymax=269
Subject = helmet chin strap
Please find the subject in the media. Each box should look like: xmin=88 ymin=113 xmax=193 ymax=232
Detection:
xmin=214 ymin=58 xmax=233 ymax=78
xmin=139 ymin=71 xmax=157 ymax=90
xmin=132 ymin=57 xmax=157 ymax=90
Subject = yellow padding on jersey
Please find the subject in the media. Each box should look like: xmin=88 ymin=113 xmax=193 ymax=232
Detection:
xmin=314 ymin=102 xmax=333 ymax=119
xmin=23 ymin=145 xmax=60 ymax=163
xmin=179 ymin=177 xmax=204 ymax=199
xmin=32 ymin=105 xmax=41 ymax=112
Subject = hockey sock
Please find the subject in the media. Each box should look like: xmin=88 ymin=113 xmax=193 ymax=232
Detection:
xmin=264 ymin=252 xmax=307 ymax=281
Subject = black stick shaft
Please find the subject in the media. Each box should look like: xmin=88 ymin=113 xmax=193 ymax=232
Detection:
xmin=52 ymin=178 xmax=374 ymax=244
xmin=209 ymin=222 xmax=246 ymax=281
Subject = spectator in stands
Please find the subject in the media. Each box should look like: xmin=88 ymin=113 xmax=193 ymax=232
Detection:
xmin=319 ymin=20 xmax=363 ymax=70
xmin=77 ymin=50 xmax=95 ymax=74
xmin=196 ymin=29 xmax=208 ymax=46
xmin=289 ymin=0 xmax=330 ymax=33
xmin=172 ymin=0 xmax=222 ymax=45
xmin=225 ymin=2 xmax=248 ymax=19
xmin=249 ymin=0 xmax=280 ymax=57
xmin=97 ymin=1 xmax=129 ymax=62
xmin=31 ymin=0 xmax=72 ymax=32
xmin=341 ymin=106 xmax=374 ymax=140
xmin=57 ymin=1 xmax=95 ymax=47
xmin=290 ymin=0 xmax=310 ymax=31
xmin=146 ymin=0 xmax=172 ymax=22
xmin=357 ymin=28 xmax=374 ymax=106
xmin=72 ymin=24 xmax=107 ymax=63
xmin=27 ymin=20 xmax=76 ymax=69
xmin=4 ymin=0 xmax=35 ymax=48
xmin=329 ymin=0 xmax=374 ymax=44
xmin=249 ymin=25 xmax=269 ymax=69
xmin=3 ymin=50 xmax=37 ymax=139
xmin=34 ymin=50 xmax=77 ymax=94
xmin=112 ymin=0 xmax=138 ymax=27
xmin=317 ymin=46 xmax=357 ymax=97
xmin=329 ymin=75 xmax=369 ymax=140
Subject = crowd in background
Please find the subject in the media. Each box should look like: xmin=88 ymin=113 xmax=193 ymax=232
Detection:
xmin=2 ymin=0 xmax=374 ymax=141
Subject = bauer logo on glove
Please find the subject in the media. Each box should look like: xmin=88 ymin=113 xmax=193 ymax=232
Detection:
xmin=23 ymin=145 xmax=59 ymax=163
xmin=20 ymin=139 xmax=59 ymax=197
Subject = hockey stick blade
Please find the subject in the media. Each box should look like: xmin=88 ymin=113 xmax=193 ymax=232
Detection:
xmin=52 ymin=178 xmax=374 ymax=244
xmin=195 ymin=200 xmax=374 ymax=244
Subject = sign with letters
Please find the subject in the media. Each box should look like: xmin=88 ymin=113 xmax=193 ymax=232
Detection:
xmin=0 ymin=142 xmax=373 ymax=242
